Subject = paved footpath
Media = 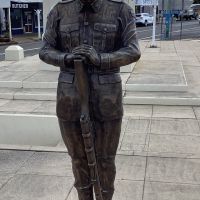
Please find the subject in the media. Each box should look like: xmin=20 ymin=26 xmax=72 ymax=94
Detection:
xmin=1 ymin=39 xmax=200 ymax=199
xmin=1 ymin=105 xmax=200 ymax=199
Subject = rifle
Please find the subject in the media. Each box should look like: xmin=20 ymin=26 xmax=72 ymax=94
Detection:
xmin=74 ymin=59 xmax=103 ymax=200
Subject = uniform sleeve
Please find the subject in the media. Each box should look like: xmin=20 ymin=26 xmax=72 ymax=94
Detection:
xmin=100 ymin=3 xmax=141 ymax=69
xmin=39 ymin=4 xmax=68 ymax=68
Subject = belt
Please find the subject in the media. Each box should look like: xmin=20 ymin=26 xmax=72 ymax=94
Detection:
xmin=61 ymin=66 xmax=120 ymax=74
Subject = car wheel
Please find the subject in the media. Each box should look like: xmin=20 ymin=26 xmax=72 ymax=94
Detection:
xmin=145 ymin=20 xmax=148 ymax=26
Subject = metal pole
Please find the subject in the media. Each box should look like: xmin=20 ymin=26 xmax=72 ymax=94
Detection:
xmin=151 ymin=0 xmax=157 ymax=47
xmin=8 ymin=8 xmax=12 ymax=41
xmin=165 ymin=0 xmax=172 ymax=39
xmin=160 ymin=0 xmax=164 ymax=40
xmin=35 ymin=9 xmax=41 ymax=39
xmin=180 ymin=0 xmax=184 ymax=40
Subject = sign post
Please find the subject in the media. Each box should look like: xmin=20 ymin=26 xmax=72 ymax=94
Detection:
xmin=135 ymin=0 xmax=158 ymax=48
xmin=35 ymin=9 xmax=42 ymax=39
xmin=150 ymin=0 xmax=157 ymax=47
xmin=164 ymin=0 xmax=172 ymax=39
xmin=8 ymin=7 xmax=12 ymax=41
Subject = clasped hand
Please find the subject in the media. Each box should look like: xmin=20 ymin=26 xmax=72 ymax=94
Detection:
xmin=65 ymin=45 xmax=100 ymax=66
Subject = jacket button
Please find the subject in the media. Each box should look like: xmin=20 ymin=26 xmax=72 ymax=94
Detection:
xmin=83 ymin=40 xmax=88 ymax=44
xmin=84 ymin=22 xmax=89 ymax=26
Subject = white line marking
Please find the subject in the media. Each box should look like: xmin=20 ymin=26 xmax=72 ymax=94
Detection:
xmin=24 ymin=47 xmax=40 ymax=52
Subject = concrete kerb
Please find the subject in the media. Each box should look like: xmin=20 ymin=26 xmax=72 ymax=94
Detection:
xmin=123 ymin=97 xmax=200 ymax=106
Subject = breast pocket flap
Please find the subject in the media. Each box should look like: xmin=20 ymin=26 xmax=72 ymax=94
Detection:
xmin=60 ymin=23 xmax=79 ymax=33
xmin=94 ymin=23 xmax=117 ymax=33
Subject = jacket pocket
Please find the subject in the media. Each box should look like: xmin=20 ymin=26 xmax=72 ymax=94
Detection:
xmin=56 ymin=72 xmax=81 ymax=121
xmin=93 ymin=23 xmax=117 ymax=52
xmin=92 ymin=73 xmax=123 ymax=121
xmin=60 ymin=23 xmax=80 ymax=51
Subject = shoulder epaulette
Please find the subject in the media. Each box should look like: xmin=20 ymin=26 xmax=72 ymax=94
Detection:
xmin=58 ymin=0 xmax=75 ymax=4
xmin=108 ymin=0 xmax=123 ymax=3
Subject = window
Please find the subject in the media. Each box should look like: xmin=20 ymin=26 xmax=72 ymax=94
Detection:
xmin=11 ymin=9 xmax=23 ymax=28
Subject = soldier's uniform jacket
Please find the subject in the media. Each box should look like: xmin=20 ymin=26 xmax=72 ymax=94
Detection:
xmin=39 ymin=0 xmax=141 ymax=121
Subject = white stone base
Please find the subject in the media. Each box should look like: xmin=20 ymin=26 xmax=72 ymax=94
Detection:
xmin=5 ymin=45 xmax=24 ymax=61
xmin=0 ymin=114 xmax=61 ymax=146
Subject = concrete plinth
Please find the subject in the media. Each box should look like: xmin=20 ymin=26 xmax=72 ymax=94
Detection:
xmin=5 ymin=45 xmax=24 ymax=61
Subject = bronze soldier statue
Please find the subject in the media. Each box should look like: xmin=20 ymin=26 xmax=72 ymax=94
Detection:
xmin=39 ymin=0 xmax=140 ymax=199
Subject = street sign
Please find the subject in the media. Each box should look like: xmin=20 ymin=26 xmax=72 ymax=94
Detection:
xmin=11 ymin=3 xmax=29 ymax=9
xmin=135 ymin=0 xmax=158 ymax=6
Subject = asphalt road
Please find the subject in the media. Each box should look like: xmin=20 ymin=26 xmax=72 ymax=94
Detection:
xmin=0 ymin=40 xmax=42 ymax=61
xmin=0 ymin=20 xmax=199 ymax=61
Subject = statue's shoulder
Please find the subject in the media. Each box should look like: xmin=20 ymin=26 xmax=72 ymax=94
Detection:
xmin=58 ymin=0 xmax=75 ymax=4
xmin=108 ymin=0 xmax=124 ymax=3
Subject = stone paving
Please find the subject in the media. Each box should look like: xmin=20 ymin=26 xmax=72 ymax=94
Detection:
xmin=1 ymin=40 xmax=200 ymax=104
xmin=1 ymin=40 xmax=200 ymax=199
xmin=1 ymin=105 xmax=200 ymax=199
xmin=125 ymin=40 xmax=200 ymax=105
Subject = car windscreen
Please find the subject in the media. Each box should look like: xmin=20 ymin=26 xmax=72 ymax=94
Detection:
xmin=136 ymin=14 xmax=141 ymax=17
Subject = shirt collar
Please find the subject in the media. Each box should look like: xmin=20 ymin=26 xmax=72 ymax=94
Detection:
xmin=77 ymin=0 xmax=102 ymax=13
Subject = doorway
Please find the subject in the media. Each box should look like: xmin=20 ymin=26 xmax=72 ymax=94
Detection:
xmin=24 ymin=11 xmax=33 ymax=33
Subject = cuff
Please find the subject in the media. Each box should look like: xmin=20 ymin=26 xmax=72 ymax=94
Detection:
xmin=57 ymin=53 xmax=67 ymax=68
xmin=100 ymin=53 xmax=110 ymax=70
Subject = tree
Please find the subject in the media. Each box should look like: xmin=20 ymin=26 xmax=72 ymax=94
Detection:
xmin=193 ymin=0 xmax=200 ymax=4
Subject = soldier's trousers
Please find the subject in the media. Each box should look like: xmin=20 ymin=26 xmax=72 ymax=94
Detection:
xmin=58 ymin=118 xmax=122 ymax=200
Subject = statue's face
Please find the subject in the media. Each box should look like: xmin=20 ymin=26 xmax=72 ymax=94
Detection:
xmin=80 ymin=0 xmax=96 ymax=4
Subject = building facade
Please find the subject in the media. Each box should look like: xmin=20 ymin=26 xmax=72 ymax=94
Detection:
xmin=135 ymin=0 xmax=193 ymax=14
xmin=158 ymin=0 xmax=193 ymax=11
xmin=10 ymin=1 xmax=43 ymax=34
xmin=1 ymin=0 xmax=43 ymax=35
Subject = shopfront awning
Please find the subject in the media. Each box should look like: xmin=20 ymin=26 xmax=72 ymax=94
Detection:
xmin=0 ymin=0 xmax=11 ymax=8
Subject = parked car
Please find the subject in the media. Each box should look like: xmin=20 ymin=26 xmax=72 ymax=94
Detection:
xmin=136 ymin=13 xmax=153 ymax=26
xmin=174 ymin=9 xmax=198 ymax=21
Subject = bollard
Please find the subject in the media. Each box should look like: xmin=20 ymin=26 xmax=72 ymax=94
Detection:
xmin=5 ymin=45 xmax=24 ymax=61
